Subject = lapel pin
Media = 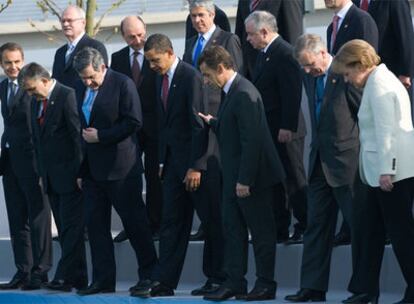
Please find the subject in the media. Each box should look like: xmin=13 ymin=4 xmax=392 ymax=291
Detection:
xmin=51 ymin=101 xmax=54 ymax=105
xmin=266 ymin=57 xmax=270 ymax=61
xmin=173 ymin=84 xmax=176 ymax=88
xmin=332 ymin=79 xmax=337 ymax=84
xmin=344 ymin=24 xmax=349 ymax=28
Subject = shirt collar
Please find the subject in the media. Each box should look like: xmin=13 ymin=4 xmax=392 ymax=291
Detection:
xmin=7 ymin=78 xmax=18 ymax=86
xmin=223 ymin=72 xmax=238 ymax=94
xmin=68 ymin=32 xmax=85 ymax=49
xmin=263 ymin=34 xmax=279 ymax=53
xmin=199 ymin=24 xmax=216 ymax=43
xmin=46 ymin=79 xmax=57 ymax=100
xmin=336 ymin=1 xmax=353 ymax=20
xmin=129 ymin=47 xmax=144 ymax=57
xmin=166 ymin=56 xmax=179 ymax=79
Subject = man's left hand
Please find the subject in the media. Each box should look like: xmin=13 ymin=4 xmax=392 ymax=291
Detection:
xmin=278 ymin=129 xmax=293 ymax=143
xmin=236 ymin=183 xmax=250 ymax=198
xmin=398 ymin=75 xmax=411 ymax=89
xmin=82 ymin=128 xmax=99 ymax=143
xmin=183 ymin=168 xmax=201 ymax=192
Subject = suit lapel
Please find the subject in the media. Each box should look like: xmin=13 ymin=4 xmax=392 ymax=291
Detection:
xmin=7 ymin=88 xmax=24 ymax=116
xmin=41 ymin=84 xmax=59 ymax=134
xmin=203 ymin=27 xmax=221 ymax=50
xmin=252 ymin=38 xmax=279 ymax=83
xmin=88 ymin=69 xmax=113 ymax=125
xmin=165 ymin=61 xmax=184 ymax=118
xmin=64 ymin=35 xmax=88 ymax=71
xmin=217 ymin=74 xmax=241 ymax=119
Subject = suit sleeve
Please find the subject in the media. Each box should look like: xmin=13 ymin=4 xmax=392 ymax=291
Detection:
xmin=98 ymin=79 xmax=142 ymax=145
xmin=360 ymin=14 xmax=379 ymax=51
xmin=278 ymin=0 xmax=303 ymax=44
xmin=64 ymin=89 xmax=83 ymax=165
xmin=235 ymin=1 xmax=245 ymax=42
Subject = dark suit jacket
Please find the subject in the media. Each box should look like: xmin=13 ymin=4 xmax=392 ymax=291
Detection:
xmin=75 ymin=69 xmax=143 ymax=181
xmin=252 ymin=36 xmax=305 ymax=137
xmin=353 ymin=0 xmax=414 ymax=78
xmin=304 ymin=72 xmax=361 ymax=187
xmin=185 ymin=5 xmax=231 ymax=40
xmin=110 ymin=46 xmax=158 ymax=139
xmin=31 ymin=82 xmax=82 ymax=194
xmin=327 ymin=4 xmax=379 ymax=55
xmin=235 ymin=0 xmax=303 ymax=79
xmin=210 ymin=74 xmax=285 ymax=195
xmin=156 ymin=60 xmax=207 ymax=179
xmin=52 ymin=34 xmax=108 ymax=89
xmin=0 ymin=79 xmax=37 ymax=178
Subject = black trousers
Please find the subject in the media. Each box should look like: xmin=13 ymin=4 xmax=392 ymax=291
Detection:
xmin=300 ymin=159 xmax=354 ymax=291
xmin=83 ymin=174 xmax=157 ymax=287
xmin=349 ymin=177 xmax=414 ymax=301
xmin=221 ymin=185 xmax=278 ymax=293
xmin=48 ymin=186 xmax=87 ymax=283
xmin=2 ymin=157 xmax=51 ymax=276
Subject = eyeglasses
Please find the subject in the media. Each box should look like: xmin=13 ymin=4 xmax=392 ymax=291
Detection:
xmin=60 ymin=17 xmax=83 ymax=24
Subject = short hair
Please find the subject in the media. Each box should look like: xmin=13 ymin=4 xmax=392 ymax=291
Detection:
xmin=198 ymin=45 xmax=234 ymax=70
xmin=144 ymin=34 xmax=174 ymax=53
xmin=0 ymin=42 xmax=24 ymax=63
xmin=18 ymin=62 xmax=51 ymax=87
xmin=62 ymin=5 xmax=86 ymax=19
xmin=244 ymin=10 xmax=278 ymax=33
xmin=294 ymin=33 xmax=326 ymax=59
xmin=189 ymin=0 xmax=215 ymax=14
xmin=332 ymin=39 xmax=380 ymax=74
xmin=73 ymin=47 xmax=105 ymax=73
xmin=120 ymin=15 xmax=146 ymax=36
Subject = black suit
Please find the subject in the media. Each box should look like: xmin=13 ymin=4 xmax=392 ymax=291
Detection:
xmin=300 ymin=71 xmax=361 ymax=291
xmin=252 ymin=36 xmax=307 ymax=238
xmin=327 ymin=4 xmax=378 ymax=55
xmin=150 ymin=60 xmax=207 ymax=289
xmin=31 ymin=81 xmax=86 ymax=284
xmin=210 ymin=74 xmax=285 ymax=292
xmin=183 ymin=26 xmax=243 ymax=284
xmin=0 ymin=79 xmax=51 ymax=278
xmin=76 ymin=69 xmax=157 ymax=287
xmin=110 ymin=47 xmax=162 ymax=233
xmin=235 ymin=0 xmax=304 ymax=79
xmin=52 ymin=34 xmax=108 ymax=89
xmin=185 ymin=5 xmax=231 ymax=40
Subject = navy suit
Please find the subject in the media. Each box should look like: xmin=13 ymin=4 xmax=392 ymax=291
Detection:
xmin=76 ymin=69 xmax=157 ymax=287
xmin=0 ymin=79 xmax=51 ymax=278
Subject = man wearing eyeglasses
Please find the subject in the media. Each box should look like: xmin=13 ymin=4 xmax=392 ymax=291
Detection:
xmin=52 ymin=5 xmax=108 ymax=89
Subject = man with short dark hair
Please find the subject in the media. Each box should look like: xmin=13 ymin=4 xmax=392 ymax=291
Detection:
xmin=198 ymin=45 xmax=285 ymax=302
xmin=19 ymin=62 xmax=87 ymax=292
xmin=0 ymin=43 xmax=51 ymax=291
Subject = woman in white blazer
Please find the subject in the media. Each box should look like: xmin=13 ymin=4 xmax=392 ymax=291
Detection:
xmin=333 ymin=39 xmax=414 ymax=304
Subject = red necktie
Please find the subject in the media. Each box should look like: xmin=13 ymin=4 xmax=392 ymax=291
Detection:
xmin=360 ymin=0 xmax=369 ymax=11
xmin=250 ymin=0 xmax=260 ymax=11
xmin=131 ymin=51 xmax=141 ymax=86
xmin=331 ymin=15 xmax=340 ymax=52
xmin=162 ymin=74 xmax=169 ymax=111
xmin=38 ymin=98 xmax=48 ymax=125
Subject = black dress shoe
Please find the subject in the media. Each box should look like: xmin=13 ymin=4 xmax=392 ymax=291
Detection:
xmin=333 ymin=232 xmax=351 ymax=246
xmin=286 ymin=230 xmax=304 ymax=245
xmin=235 ymin=286 xmax=275 ymax=301
xmin=285 ymin=288 xmax=326 ymax=302
xmin=21 ymin=273 xmax=48 ymax=290
xmin=130 ymin=281 xmax=174 ymax=297
xmin=113 ymin=230 xmax=128 ymax=243
xmin=189 ymin=228 xmax=205 ymax=241
xmin=129 ymin=279 xmax=152 ymax=292
xmin=342 ymin=293 xmax=378 ymax=303
xmin=42 ymin=280 xmax=72 ymax=292
xmin=203 ymin=286 xmax=245 ymax=301
xmin=0 ymin=272 xmax=29 ymax=290
xmin=77 ymin=283 xmax=115 ymax=296
xmin=191 ymin=282 xmax=221 ymax=296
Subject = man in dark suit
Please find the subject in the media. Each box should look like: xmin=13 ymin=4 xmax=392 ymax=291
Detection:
xmin=131 ymin=34 xmax=207 ymax=298
xmin=72 ymin=47 xmax=158 ymax=296
xmin=353 ymin=0 xmax=414 ymax=106
xmin=52 ymin=5 xmax=108 ymax=89
xmin=235 ymin=0 xmax=304 ymax=79
xmin=185 ymin=1 xmax=230 ymax=39
xmin=18 ymin=63 xmax=87 ymax=292
xmin=245 ymin=10 xmax=307 ymax=243
xmin=325 ymin=0 xmax=378 ymax=246
xmin=110 ymin=16 xmax=162 ymax=242
xmin=198 ymin=46 xmax=285 ymax=301
xmin=285 ymin=34 xmax=361 ymax=302
xmin=0 ymin=43 xmax=51 ymax=291
xmin=182 ymin=0 xmax=243 ymax=295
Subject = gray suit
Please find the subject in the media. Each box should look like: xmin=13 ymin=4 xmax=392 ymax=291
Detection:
xmin=300 ymin=71 xmax=361 ymax=291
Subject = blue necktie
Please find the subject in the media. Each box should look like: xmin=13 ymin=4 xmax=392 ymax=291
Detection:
xmin=315 ymin=75 xmax=325 ymax=123
xmin=82 ymin=89 xmax=96 ymax=125
xmin=192 ymin=36 xmax=205 ymax=67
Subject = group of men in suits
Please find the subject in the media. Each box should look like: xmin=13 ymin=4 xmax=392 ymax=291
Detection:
xmin=1 ymin=0 xmax=414 ymax=302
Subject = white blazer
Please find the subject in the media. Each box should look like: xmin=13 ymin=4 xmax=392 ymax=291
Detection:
xmin=358 ymin=64 xmax=414 ymax=187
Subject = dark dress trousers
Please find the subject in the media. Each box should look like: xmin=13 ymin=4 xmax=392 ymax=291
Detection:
xmin=52 ymin=34 xmax=108 ymax=89
xmin=235 ymin=0 xmax=304 ymax=79
xmin=210 ymin=74 xmax=285 ymax=292
xmin=183 ymin=26 xmax=243 ymax=284
xmin=31 ymin=81 xmax=87 ymax=284
xmin=0 ymin=79 xmax=51 ymax=277
xmin=111 ymin=47 xmax=162 ymax=233
xmin=185 ymin=4 xmax=231 ymax=40
xmin=327 ymin=4 xmax=378 ymax=55
xmin=300 ymin=72 xmax=361 ymax=292
xmin=151 ymin=60 xmax=208 ymax=289
xmin=252 ymin=36 xmax=307 ymax=238
xmin=76 ymin=69 xmax=157 ymax=288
